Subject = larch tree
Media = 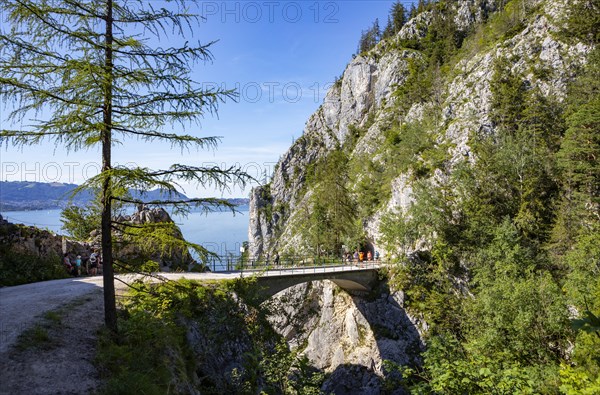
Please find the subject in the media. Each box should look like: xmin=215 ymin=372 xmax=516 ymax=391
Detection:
xmin=0 ymin=0 xmax=249 ymax=332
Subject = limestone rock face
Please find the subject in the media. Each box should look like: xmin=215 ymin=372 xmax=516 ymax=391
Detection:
xmin=248 ymin=0 xmax=589 ymax=259
xmin=397 ymin=11 xmax=433 ymax=41
xmin=443 ymin=6 xmax=589 ymax=165
xmin=454 ymin=0 xmax=499 ymax=30
xmin=248 ymin=187 xmax=276 ymax=259
xmin=248 ymin=45 xmax=417 ymax=258
xmin=183 ymin=316 xmax=255 ymax=390
xmin=0 ymin=218 xmax=92 ymax=260
xmin=266 ymin=281 xmax=424 ymax=392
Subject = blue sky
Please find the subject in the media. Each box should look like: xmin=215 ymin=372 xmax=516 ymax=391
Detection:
xmin=0 ymin=1 xmax=410 ymax=198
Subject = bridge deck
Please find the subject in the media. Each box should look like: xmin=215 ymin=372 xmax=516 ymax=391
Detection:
xmin=238 ymin=261 xmax=382 ymax=277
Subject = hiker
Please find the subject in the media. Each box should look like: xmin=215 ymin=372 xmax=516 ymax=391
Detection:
xmin=83 ymin=254 xmax=90 ymax=274
xmin=359 ymin=251 xmax=364 ymax=262
xmin=367 ymin=251 xmax=373 ymax=261
xmin=63 ymin=253 xmax=73 ymax=275
xmin=375 ymin=250 xmax=380 ymax=261
xmin=89 ymin=250 xmax=99 ymax=275
xmin=74 ymin=255 xmax=82 ymax=276
xmin=274 ymin=252 xmax=280 ymax=267
xmin=353 ymin=251 xmax=359 ymax=262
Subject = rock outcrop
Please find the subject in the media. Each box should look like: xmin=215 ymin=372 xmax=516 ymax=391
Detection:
xmin=266 ymin=280 xmax=424 ymax=393
xmin=248 ymin=45 xmax=419 ymax=258
xmin=0 ymin=216 xmax=91 ymax=259
xmin=0 ymin=217 xmax=91 ymax=285
xmin=111 ymin=205 xmax=197 ymax=271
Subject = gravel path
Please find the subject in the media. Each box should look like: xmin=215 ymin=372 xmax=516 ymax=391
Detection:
xmin=0 ymin=276 xmax=105 ymax=354
xmin=0 ymin=272 xmax=241 ymax=354
xmin=0 ymin=272 xmax=242 ymax=394
xmin=0 ymin=290 xmax=104 ymax=395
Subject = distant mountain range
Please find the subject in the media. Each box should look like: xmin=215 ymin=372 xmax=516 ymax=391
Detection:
xmin=0 ymin=181 xmax=249 ymax=211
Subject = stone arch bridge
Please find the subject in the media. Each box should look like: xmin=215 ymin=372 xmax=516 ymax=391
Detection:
xmin=246 ymin=264 xmax=382 ymax=301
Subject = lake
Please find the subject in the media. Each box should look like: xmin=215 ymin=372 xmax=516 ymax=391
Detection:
xmin=0 ymin=208 xmax=250 ymax=271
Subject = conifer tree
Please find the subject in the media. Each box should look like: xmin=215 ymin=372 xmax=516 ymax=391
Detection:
xmin=389 ymin=1 xmax=408 ymax=35
xmin=357 ymin=18 xmax=382 ymax=55
xmin=0 ymin=0 xmax=249 ymax=332
xmin=567 ymin=0 xmax=600 ymax=45
xmin=300 ymin=150 xmax=356 ymax=256
xmin=383 ymin=16 xmax=394 ymax=39
xmin=373 ymin=18 xmax=381 ymax=43
xmin=409 ymin=4 xmax=418 ymax=19
xmin=489 ymin=59 xmax=527 ymax=134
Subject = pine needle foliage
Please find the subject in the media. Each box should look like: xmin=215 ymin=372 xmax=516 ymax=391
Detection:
xmin=0 ymin=0 xmax=251 ymax=331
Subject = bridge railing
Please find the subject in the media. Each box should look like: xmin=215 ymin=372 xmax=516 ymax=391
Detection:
xmin=203 ymin=254 xmax=386 ymax=275
xmin=246 ymin=260 xmax=383 ymax=277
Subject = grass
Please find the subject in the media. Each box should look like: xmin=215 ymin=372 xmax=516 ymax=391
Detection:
xmin=16 ymin=319 xmax=61 ymax=351
xmin=43 ymin=310 xmax=62 ymax=324
xmin=14 ymin=295 xmax=96 ymax=351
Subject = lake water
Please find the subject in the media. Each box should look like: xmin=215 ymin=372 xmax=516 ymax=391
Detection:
xmin=1 ymin=209 xmax=250 ymax=271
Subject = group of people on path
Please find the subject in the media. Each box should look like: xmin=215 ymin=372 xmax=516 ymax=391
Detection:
xmin=62 ymin=249 xmax=102 ymax=277
xmin=346 ymin=249 xmax=379 ymax=263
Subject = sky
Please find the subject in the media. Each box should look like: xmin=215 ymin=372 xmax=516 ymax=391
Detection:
xmin=0 ymin=1 xmax=412 ymax=198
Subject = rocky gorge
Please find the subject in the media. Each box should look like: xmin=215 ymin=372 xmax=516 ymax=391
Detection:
xmin=266 ymin=281 xmax=425 ymax=394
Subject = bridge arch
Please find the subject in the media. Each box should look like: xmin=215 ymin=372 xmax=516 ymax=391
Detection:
xmin=254 ymin=268 xmax=380 ymax=302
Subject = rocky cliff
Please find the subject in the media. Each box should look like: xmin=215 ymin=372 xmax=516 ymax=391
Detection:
xmin=266 ymin=280 xmax=425 ymax=394
xmin=0 ymin=214 xmax=89 ymax=285
xmin=248 ymin=0 xmax=590 ymax=259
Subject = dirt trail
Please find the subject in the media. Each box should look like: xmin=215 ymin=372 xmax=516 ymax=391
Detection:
xmin=0 ymin=272 xmax=243 ymax=394
xmin=0 ymin=270 xmax=258 ymax=394
xmin=0 ymin=290 xmax=104 ymax=395
xmin=0 ymin=276 xmax=104 ymax=354
xmin=0 ymin=272 xmax=239 ymax=354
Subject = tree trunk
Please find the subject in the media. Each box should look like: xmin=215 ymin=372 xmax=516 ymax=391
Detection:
xmin=102 ymin=0 xmax=117 ymax=333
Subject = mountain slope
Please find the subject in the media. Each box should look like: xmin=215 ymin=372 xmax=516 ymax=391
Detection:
xmin=248 ymin=0 xmax=590 ymax=257
xmin=0 ymin=181 xmax=189 ymax=210
xmin=248 ymin=0 xmax=599 ymax=391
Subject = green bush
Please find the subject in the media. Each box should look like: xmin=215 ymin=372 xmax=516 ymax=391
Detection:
xmin=0 ymin=248 xmax=67 ymax=286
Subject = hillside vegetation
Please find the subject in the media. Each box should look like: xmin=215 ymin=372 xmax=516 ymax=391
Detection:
xmin=249 ymin=0 xmax=599 ymax=392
